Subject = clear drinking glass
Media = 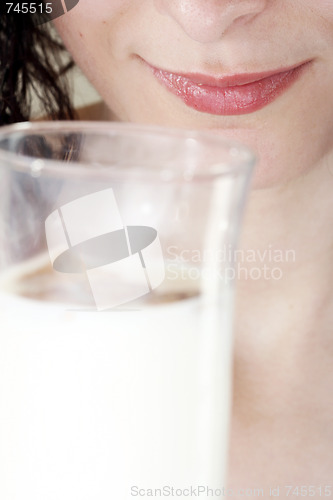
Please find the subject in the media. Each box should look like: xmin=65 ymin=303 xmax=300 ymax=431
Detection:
xmin=0 ymin=122 xmax=254 ymax=500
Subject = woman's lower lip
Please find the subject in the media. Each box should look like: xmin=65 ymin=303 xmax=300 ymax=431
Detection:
xmin=148 ymin=62 xmax=309 ymax=116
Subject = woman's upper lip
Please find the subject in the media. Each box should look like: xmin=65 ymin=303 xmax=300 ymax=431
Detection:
xmin=143 ymin=59 xmax=310 ymax=87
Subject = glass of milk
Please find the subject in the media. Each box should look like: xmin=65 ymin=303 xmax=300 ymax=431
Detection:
xmin=0 ymin=122 xmax=254 ymax=500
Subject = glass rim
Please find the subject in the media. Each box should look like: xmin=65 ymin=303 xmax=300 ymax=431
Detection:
xmin=0 ymin=121 xmax=255 ymax=181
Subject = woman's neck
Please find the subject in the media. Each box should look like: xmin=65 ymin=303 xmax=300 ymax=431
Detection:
xmin=232 ymin=159 xmax=333 ymax=418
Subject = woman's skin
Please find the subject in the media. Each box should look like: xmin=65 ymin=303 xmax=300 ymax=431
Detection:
xmin=54 ymin=1 xmax=333 ymax=493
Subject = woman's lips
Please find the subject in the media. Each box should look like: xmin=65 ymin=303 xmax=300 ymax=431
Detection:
xmin=147 ymin=61 xmax=310 ymax=116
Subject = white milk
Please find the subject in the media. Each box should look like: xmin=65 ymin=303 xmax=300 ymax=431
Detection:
xmin=0 ymin=257 xmax=232 ymax=500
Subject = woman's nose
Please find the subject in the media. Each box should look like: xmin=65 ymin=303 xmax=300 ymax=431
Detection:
xmin=154 ymin=0 xmax=267 ymax=43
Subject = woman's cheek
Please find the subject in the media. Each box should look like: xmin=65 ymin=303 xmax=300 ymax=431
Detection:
xmin=303 ymin=0 xmax=333 ymax=20
xmin=58 ymin=0 xmax=133 ymax=22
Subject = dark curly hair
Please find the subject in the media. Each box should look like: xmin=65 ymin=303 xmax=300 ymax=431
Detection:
xmin=0 ymin=11 xmax=76 ymax=125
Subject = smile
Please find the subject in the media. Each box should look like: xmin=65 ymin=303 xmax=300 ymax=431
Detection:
xmin=145 ymin=60 xmax=311 ymax=116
